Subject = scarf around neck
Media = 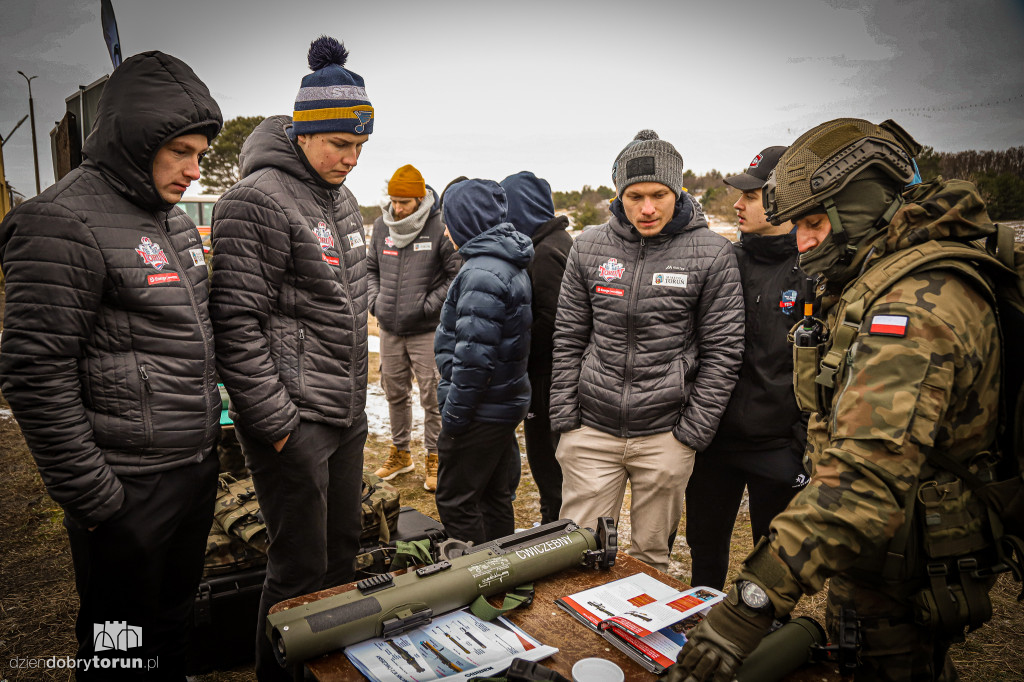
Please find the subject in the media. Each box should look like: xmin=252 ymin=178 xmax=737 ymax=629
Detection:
xmin=382 ymin=191 xmax=435 ymax=248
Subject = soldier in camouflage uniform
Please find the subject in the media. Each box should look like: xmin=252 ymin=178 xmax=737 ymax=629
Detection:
xmin=665 ymin=118 xmax=1003 ymax=681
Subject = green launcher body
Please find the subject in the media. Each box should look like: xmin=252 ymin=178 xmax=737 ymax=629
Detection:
xmin=268 ymin=519 xmax=615 ymax=667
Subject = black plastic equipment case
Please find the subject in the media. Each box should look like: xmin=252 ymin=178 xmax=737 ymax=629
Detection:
xmin=186 ymin=566 xmax=266 ymax=674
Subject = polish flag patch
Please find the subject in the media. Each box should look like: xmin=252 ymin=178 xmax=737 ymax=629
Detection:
xmin=868 ymin=314 xmax=908 ymax=337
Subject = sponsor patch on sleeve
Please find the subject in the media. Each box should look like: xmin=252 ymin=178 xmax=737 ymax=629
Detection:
xmin=594 ymin=284 xmax=625 ymax=297
xmin=188 ymin=247 xmax=205 ymax=267
xmin=413 ymin=242 xmax=432 ymax=251
xmin=868 ymin=314 xmax=908 ymax=337
xmin=347 ymin=233 xmax=364 ymax=248
xmin=652 ymin=272 xmax=688 ymax=288
xmin=147 ymin=272 xmax=180 ymax=286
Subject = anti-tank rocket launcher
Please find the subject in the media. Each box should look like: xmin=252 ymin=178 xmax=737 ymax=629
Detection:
xmin=267 ymin=518 xmax=618 ymax=667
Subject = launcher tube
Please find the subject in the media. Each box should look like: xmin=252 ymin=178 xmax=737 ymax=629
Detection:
xmin=268 ymin=520 xmax=599 ymax=666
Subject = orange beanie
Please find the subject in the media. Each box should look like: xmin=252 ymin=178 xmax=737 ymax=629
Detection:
xmin=388 ymin=164 xmax=426 ymax=198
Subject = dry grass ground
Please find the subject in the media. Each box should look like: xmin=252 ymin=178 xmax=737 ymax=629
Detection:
xmin=1 ymin=344 xmax=1022 ymax=680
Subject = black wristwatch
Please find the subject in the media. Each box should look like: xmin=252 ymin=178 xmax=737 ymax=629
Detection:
xmin=736 ymin=580 xmax=773 ymax=614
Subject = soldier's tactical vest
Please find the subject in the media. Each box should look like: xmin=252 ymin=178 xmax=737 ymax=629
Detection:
xmin=791 ymin=223 xmax=1024 ymax=641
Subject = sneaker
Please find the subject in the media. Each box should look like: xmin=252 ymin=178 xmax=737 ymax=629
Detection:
xmin=424 ymin=451 xmax=439 ymax=492
xmin=375 ymin=445 xmax=413 ymax=480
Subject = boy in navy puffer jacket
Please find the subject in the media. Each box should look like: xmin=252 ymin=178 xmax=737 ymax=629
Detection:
xmin=434 ymin=179 xmax=534 ymax=544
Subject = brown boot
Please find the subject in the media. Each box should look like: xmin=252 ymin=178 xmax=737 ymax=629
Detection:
xmin=424 ymin=451 xmax=439 ymax=492
xmin=375 ymin=445 xmax=413 ymax=480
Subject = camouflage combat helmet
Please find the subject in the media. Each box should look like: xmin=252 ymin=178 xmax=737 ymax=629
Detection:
xmin=763 ymin=118 xmax=921 ymax=224
xmin=764 ymin=118 xmax=923 ymax=280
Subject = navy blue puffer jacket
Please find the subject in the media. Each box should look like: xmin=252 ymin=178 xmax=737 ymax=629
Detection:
xmin=434 ymin=180 xmax=534 ymax=432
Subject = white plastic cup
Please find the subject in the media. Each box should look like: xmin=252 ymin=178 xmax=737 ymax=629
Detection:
xmin=571 ymin=657 xmax=625 ymax=682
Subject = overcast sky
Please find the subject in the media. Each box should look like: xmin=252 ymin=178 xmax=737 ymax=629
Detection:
xmin=2 ymin=0 xmax=1022 ymax=206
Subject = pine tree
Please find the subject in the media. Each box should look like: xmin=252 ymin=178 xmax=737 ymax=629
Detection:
xmin=199 ymin=115 xmax=265 ymax=194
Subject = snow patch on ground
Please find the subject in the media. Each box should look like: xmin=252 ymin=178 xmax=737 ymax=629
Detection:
xmin=366 ymin=336 xmax=424 ymax=443
xmin=365 ymin=337 xmax=526 ymax=454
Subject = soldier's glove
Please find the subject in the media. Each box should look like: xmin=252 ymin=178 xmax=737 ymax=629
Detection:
xmin=662 ymin=582 xmax=774 ymax=682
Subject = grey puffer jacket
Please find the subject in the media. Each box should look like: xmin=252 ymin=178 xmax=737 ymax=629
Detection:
xmin=0 ymin=51 xmax=223 ymax=527
xmin=367 ymin=189 xmax=461 ymax=336
xmin=210 ymin=115 xmax=368 ymax=443
xmin=550 ymin=194 xmax=744 ymax=450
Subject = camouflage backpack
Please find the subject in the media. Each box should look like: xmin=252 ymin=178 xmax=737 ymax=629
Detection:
xmin=204 ymin=519 xmax=266 ymax=575
xmin=816 ymin=214 xmax=1024 ymax=637
xmin=359 ymin=472 xmax=401 ymax=545
xmin=202 ymin=472 xmax=271 ymax=578
xmin=213 ymin=473 xmax=269 ymax=552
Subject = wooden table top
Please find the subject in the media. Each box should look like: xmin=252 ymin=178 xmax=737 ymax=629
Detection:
xmin=270 ymin=553 xmax=838 ymax=681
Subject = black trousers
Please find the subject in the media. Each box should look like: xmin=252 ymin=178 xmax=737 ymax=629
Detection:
xmin=523 ymin=371 xmax=562 ymax=524
xmin=684 ymin=447 xmax=805 ymax=590
xmin=435 ymin=421 xmax=519 ymax=545
xmin=64 ymin=453 xmax=218 ymax=681
xmin=237 ymin=414 xmax=367 ymax=682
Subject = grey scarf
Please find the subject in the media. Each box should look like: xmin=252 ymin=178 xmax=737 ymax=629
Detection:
xmin=382 ymin=191 xmax=435 ymax=249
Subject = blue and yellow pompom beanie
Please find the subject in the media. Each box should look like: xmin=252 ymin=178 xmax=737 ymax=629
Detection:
xmin=292 ymin=36 xmax=374 ymax=136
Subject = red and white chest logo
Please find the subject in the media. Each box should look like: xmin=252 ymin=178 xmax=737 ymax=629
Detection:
xmin=135 ymin=236 xmax=169 ymax=270
xmin=313 ymin=222 xmax=335 ymax=250
xmin=598 ymin=258 xmax=625 ymax=282
xmin=384 ymin=235 xmax=395 ymax=248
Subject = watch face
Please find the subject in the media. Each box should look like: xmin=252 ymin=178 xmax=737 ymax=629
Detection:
xmin=740 ymin=581 xmax=770 ymax=610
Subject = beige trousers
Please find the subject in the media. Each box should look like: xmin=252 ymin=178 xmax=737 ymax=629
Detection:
xmin=379 ymin=329 xmax=441 ymax=452
xmin=556 ymin=425 xmax=695 ymax=573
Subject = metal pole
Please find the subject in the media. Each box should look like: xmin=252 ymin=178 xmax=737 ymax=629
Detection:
xmin=16 ymin=71 xmax=41 ymax=195
xmin=79 ymin=85 xmax=86 ymax=156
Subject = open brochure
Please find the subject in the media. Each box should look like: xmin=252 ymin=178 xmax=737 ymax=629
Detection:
xmin=343 ymin=607 xmax=558 ymax=682
xmin=555 ymin=572 xmax=725 ymax=673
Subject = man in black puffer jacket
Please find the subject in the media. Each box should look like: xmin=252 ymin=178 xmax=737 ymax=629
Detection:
xmin=501 ymin=171 xmax=573 ymax=524
xmin=209 ymin=36 xmax=372 ymax=682
xmin=0 ymin=51 xmax=222 ymax=679
xmin=551 ymin=130 xmax=744 ymax=573
xmin=368 ymin=164 xmax=461 ymax=492
xmin=685 ymin=146 xmax=810 ymax=591
xmin=434 ymin=179 xmax=534 ymax=545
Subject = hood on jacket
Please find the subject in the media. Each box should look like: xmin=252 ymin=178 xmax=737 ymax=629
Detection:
xmin=609 ymin=192 xmax=705 ymax=240
xmin=239 ymin=115 xmax=326 ymax=186
xmin=500 ymin=171 xmax=555 ymax=238
xmin=426 ymin=185 xmax=442 ymax=217
xmin=442 ymin=179 xmax=508 ymax=247
xmin=885 ymin=177 xmax=996 ymax=251
xmin=82 ymin=51 xmax=222 ymax=212
xmin=458 ymin=224 xmax=535 ymax=267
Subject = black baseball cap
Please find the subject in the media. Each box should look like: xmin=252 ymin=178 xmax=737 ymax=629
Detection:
xmin=723 ymin=146 xmax=788 ymax=192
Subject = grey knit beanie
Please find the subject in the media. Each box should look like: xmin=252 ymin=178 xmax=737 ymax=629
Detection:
xmin=612 ymin=129 xmax=684 ymax=198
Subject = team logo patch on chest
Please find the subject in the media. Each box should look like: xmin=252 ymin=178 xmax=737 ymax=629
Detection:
xmin=598 ymin=258 xmax=625 ymax=281
xmin=135 ymin=237 xmax=169 ymax=270
xmin=779 ymin=289 xmax=798 ymax=314
xmin=868 ymin=314 xmax=909 ymax=337
xmin=595 ymin=284 xmax=625 ymax=297
xmin=413 ymin=242 xmax=432 ymax=251
xmin=384 ymin=235 xmax=395 ymax=247
xmin=312 ymin=222 xmax=335 ymax=250
xmin=348 ymin=233 xmax=364 ymax=248
xmin=652 ymin=272 xmax=687 ymax=288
